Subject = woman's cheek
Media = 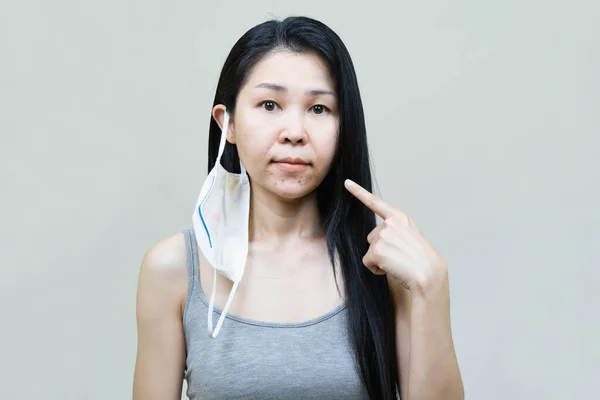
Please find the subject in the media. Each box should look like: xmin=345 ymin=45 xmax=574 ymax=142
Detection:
xmin=317 ymin=131 xmax=339 ymax=172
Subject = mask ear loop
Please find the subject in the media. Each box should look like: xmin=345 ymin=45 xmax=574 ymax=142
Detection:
xmin=208 ymin=276 xmax=239 ymax=339
xmin=206 ymin=109 xmax=247 ymax=339
xmin=214 ymin=111 xmax=229 ymax=166
xmin=206 ymin=109 xmax=240 ymax=339
xmin=207 ymin=269 xmax=216 ymax=336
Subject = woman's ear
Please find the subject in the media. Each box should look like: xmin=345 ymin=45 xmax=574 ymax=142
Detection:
xmin=212 ymin=104 xmax=236 ymax=144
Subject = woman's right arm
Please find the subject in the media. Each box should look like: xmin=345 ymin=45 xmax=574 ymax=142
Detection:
xmin=133 ymin=234 xmax=188 ymax=400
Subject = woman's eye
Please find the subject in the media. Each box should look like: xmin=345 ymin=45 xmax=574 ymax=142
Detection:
xmin=261 ymin=101 xmax=278 ymax=111
xmin=311 ymin=105 xmax=328 ymax=114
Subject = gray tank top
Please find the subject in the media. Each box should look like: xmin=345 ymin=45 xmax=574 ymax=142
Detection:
xmin=182 ymin=228 xmax=369 ymax=400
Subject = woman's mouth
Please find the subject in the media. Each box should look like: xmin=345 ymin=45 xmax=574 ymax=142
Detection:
xmin=272 ymin=157 xmax=310 ymax=172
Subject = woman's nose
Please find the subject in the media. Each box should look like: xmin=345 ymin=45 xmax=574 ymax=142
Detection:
xmin=278 ymin=113 xmax=307 ymax=145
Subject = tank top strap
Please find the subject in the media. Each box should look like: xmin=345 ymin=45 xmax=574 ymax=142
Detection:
xmin=183 ymin=228 xmax=202 ymax=315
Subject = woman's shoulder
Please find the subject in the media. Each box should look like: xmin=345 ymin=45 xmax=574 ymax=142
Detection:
xmin=137 ymin=231 xmax=189 ymax=311
xmin=142 ymin=231 xmax=188 ymax=271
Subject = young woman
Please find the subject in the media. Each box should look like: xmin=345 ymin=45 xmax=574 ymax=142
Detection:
xmin=133 ymin=16 xmax=463 ymax=400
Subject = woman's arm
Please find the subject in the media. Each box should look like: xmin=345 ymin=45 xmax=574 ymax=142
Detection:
xmin=133 ymin=234 xmax=188 ymax=400
xmin=391 ymin=270 xmax=464 ymax=400
xmin=343 ymin=180 xmax=464 ymax=399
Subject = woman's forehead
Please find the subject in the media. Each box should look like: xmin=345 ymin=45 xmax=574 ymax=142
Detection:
xmin=244 ymin=51 xmax=335 ymax=92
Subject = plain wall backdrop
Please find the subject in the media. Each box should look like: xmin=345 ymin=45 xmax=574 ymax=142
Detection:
xmin=1 ymin=1 xmax=598 ymax=399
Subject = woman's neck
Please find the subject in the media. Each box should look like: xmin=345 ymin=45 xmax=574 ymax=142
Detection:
xmin=248 ymin=184 xmax=324 ymax=244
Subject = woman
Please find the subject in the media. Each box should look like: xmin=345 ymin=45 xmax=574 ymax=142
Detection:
xmin=133 ymin=16 xmax=463 ymax=400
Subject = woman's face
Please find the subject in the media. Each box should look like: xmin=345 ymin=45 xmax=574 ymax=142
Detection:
xmin=216 ymin=51 xmax=339 ymax=200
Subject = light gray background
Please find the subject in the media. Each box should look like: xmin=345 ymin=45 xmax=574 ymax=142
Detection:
xmin=1 ymin=1 xmax=598 ymax=399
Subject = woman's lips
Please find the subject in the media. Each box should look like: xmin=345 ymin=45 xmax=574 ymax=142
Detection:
xmin=273 ymin=161 xmax=309 ymax=172
xmin=272 ymin=158 xmax=310 ymax=172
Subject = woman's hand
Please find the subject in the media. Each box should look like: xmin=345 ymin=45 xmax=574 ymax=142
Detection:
xmin=344 ymin=179 xmax=449 ymax=296
xmin=345 ymin=179 xmax=464 ymax=399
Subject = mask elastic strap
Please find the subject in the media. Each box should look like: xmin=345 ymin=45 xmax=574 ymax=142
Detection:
xmin=214 ymin=111 xmax=230 ymax=165
xmin=216 ymin=111 xmax=247 ymax=177
xmin=207 ymin=267 xmax=239 ymax=339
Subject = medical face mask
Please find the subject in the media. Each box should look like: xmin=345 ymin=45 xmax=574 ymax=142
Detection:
xmin=192 ymin=110 xmax=250 ymax=339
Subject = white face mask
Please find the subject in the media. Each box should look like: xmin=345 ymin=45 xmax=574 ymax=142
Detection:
xmin=192 ymin=110 xmax=250 ymax=339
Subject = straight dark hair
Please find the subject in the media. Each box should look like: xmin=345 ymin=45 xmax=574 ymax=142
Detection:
xmin=207 ymin=16 xmax=399 ymax=399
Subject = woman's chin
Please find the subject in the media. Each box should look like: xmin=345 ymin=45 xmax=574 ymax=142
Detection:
xmin=268 ymin=180 xmax=317 ymax=201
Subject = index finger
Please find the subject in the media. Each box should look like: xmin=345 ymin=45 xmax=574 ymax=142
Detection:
xmin=344 ymin=179 xmax=396 ymax=219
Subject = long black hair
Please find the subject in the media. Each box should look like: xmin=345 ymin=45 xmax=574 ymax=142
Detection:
xmin=207 ymin=16 xmax=399 ymax=399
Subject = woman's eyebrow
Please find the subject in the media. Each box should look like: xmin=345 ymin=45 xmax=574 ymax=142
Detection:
xmin=255 ymin=82 xmax=336 ymax=97
xmin=308 ymin=89 xmax=336 ymax=97
xmin=255 ymin=82 xmax=286 ymax=92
